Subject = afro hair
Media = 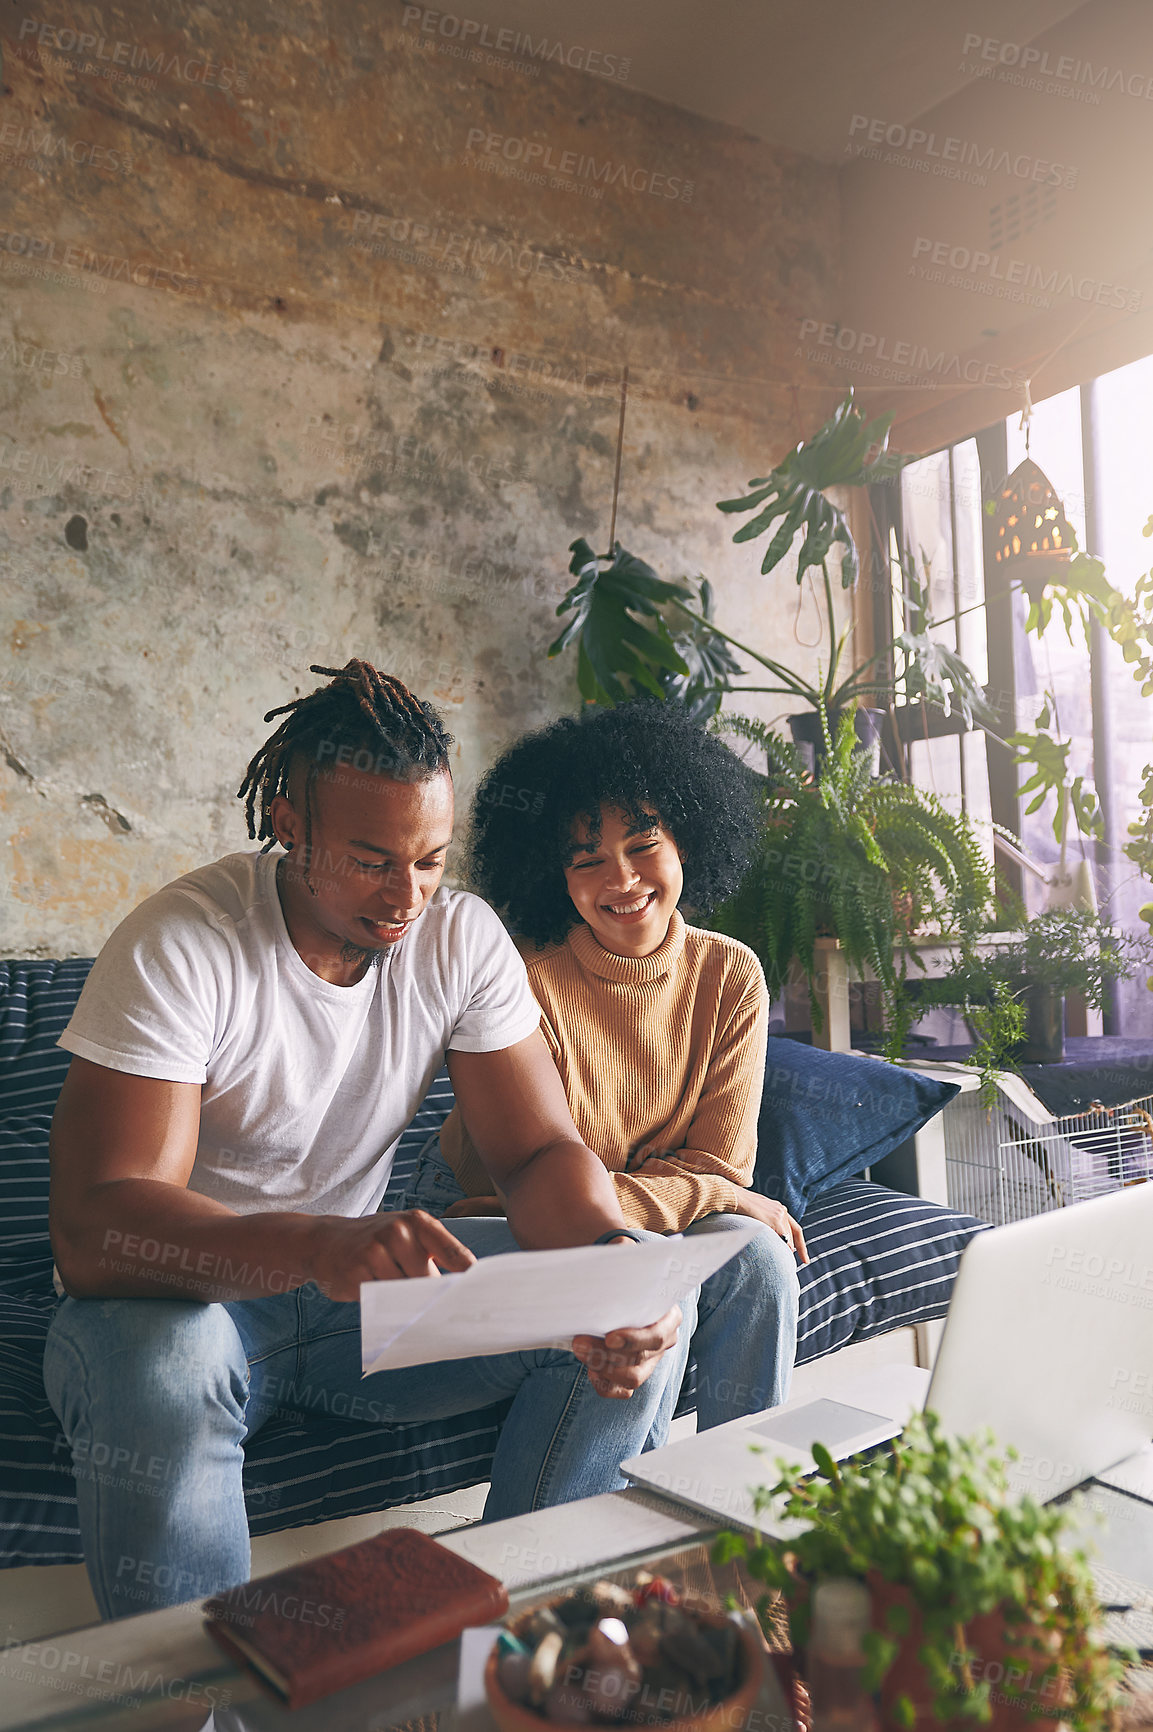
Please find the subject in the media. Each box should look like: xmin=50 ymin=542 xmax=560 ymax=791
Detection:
xmin=466 ymin=699 xmax=761 ymax=946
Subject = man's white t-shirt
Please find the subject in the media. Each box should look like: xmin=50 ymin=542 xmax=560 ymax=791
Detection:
xmin=59 ymin=851 xmax=541 ymax=1219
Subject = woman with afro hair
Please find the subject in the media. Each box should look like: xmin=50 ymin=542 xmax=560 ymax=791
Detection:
xmin=402 ymin=700 xmax=806 ymax=1428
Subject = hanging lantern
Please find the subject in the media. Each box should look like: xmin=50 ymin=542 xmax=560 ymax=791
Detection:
xmin=989 ymin=457 xmax=1074 ymax=601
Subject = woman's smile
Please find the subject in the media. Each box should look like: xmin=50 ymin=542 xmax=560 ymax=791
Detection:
xmin=565 ymin=808 xmax=684 ymax=957
xmin=602 ymin=888 xmax=659 ymax=920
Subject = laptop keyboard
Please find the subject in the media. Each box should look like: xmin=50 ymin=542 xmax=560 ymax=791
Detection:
xmin=1092 ymin=1560 xmax=1153 ymax=1612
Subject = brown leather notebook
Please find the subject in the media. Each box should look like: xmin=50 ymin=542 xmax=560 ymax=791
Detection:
xmin=203 ymin=1527 xmax=509 ymax=1709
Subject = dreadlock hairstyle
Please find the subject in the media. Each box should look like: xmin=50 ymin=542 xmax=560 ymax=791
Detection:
xmin=237 ymin=661 xmax=454 ymax=869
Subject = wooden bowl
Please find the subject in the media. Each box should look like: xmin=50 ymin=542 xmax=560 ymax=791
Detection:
xmin=484 ymin=1619 xmax=765 ymax=1732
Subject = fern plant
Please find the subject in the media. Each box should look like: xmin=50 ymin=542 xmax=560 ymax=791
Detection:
xmin=711 ymin=709 xmax=994 ymax=1057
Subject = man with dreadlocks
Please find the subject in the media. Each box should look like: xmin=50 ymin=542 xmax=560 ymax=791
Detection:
xmin=45 ymin=661 xmax=688 ymax=1621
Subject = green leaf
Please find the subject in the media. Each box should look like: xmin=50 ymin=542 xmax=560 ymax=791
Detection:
xmin=811 ymin=1441 xmax=838 ymax=1480
xmin=861 ymin=1629 xmax=900 ymax=1692
xmin=549 ymin=541 xmax=692 ymax=707
xmin=1021 ymin=550 xmax=1118 ymax=644
xmin=1003 ymin=694 xmax=1111 ymax=847
xmin=717 ymin=391 xmax=914 ymax=588
xmin=711 ymin=1531 xmax=748 ymax=1566
xmin=576 ymin=638 xmax=614 ymax=707
xmin=717 ymin=482 xmax=778 ymax=514
xmin=567 ymin=537 xmax=599 ymax=577
xmin=891 ymin=548 xmax=998 ymax=728
xmin=885 ymin=1601 xmax=912 ymax=1637
xmin=762 ymin=502 xmax=809 ymax=571
xmin=658 ymin=578 xmax=744 ymax=720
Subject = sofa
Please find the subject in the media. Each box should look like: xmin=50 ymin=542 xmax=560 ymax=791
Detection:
xmin=0 ymin=958 xmax=987 ymax=1569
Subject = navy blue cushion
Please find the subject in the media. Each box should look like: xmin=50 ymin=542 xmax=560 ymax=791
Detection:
xmin=755 ymin=1039 xmax=960 ymax=1219
xmin=0 ymin=960 xmax=95 ymax=1301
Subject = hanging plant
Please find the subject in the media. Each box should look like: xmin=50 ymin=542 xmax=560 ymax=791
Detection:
xmin=892 ymin=548 xmax=999 ymax=730
xmin=1004 ymin=692 xmax=1104 ymax=851
xmin=547 ymin=540 xmax=693 ymax=706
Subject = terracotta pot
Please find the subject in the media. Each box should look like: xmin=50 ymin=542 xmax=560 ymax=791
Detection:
xmin=484 ymin=1620 xmax=765 ymax=1732
xmin=866 ymin=1576 xmax=1066 ymax=1732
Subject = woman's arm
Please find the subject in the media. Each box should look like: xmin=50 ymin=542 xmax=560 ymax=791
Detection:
xmin=605 ymin=971 xmax=807 ymax=1261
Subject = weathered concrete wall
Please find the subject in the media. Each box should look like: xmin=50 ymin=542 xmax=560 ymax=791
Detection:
xmin=0 ymin=2 xmax=843 ymax=954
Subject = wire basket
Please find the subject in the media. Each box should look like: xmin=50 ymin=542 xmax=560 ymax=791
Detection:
xmin=942 ymin=1076 xmax=1153 ymax=1224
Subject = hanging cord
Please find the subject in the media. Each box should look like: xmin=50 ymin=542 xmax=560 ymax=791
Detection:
xmin=1018 ymin=377 xmax=1034 ymax=455
xmin=789 ymin=382 xmax=806 ymax=445
xmin=792 ymin=570 xmax=824 ymax=648
xmin=1026 ymin=304 xmax=1097 ymax=395
xmin=606 ymin=365 xmax=629 ymax=556
xmin=997 ymin=306 xmax=1098 ymax=482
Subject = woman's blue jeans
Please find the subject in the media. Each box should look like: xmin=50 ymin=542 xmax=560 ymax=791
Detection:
xmin=43 ymin=1215 xmax=695 ymax=1621
xmin=402 ymin=1136 xmax=800 ymax=1431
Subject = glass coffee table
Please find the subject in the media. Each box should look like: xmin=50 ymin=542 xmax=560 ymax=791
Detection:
xmin=0 ymin=1489 xmax=724 ymax=1732
xmin=5 ymin=1482 xmax=1152 ymax=1732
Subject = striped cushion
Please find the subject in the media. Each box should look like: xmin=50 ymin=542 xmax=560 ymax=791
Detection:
xmin=794 ymin=1179 xmax=987 ymax=1365
xmin=0 ymin=959 xmax=94 ymax=1118
xmin=0 ymin=963 xmax=978 ymax=1568
xmin=0 ymin=1281 xmax=510 ymax=1566
xmin=380 ymin=1068 xmax=456 ymax=1207
xmin=0 ymin=961 xmax=95 ymax=1301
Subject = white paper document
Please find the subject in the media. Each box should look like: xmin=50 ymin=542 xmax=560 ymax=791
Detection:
xmin=457 ymin=1625 xmax=502 ymax=1732
xmin=360 ymin=1225 xmax=757 ymax=1375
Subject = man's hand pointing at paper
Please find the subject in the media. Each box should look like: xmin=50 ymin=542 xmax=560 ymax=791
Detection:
xmin=445 ymin=1038 xmax=689 ymax=1397
xmin=309 ymin=1208 xmax=477 ymax=1295
xmin=312 ymin=1207 xmax=684 ymax=1400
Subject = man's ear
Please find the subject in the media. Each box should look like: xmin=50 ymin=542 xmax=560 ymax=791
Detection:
xmin=268 ymin=793 xmax=302 ymax=851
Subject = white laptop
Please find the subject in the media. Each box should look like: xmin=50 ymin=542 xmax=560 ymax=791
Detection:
xmin=622 ymin=1182 xmax=1153 ymax=1529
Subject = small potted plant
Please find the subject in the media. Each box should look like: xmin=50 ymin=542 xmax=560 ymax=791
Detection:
xmin=995 ymin=906 xmax=1140 ymax=1064
xmin=917 ymin=907 xmax=1149 ymax=1068
xmin=714 ymin=1412 xmax=1127 ymax=1732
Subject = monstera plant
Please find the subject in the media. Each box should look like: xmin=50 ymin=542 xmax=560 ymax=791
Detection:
xmin=547 ymin=396 xmax=975 ymax=728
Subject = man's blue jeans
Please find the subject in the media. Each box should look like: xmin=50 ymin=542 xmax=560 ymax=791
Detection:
xmin=44 ymin=1218 xmax=698 ymax=1621
xmin=403 ymin=1136 xmax=800 ymax=1432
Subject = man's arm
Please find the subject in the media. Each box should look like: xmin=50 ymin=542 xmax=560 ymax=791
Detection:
xmin=447 ymin=1034 xmax=686 ymax=1394
xmin=49 ymin=1056 xmax=474 ymax=1302
xmin=447 ymin=1032 xmax=637 ymax=1248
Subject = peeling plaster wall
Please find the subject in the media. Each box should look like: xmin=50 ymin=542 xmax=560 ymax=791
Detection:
xmin=0 ymin=3 xmax=842 ymax=955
